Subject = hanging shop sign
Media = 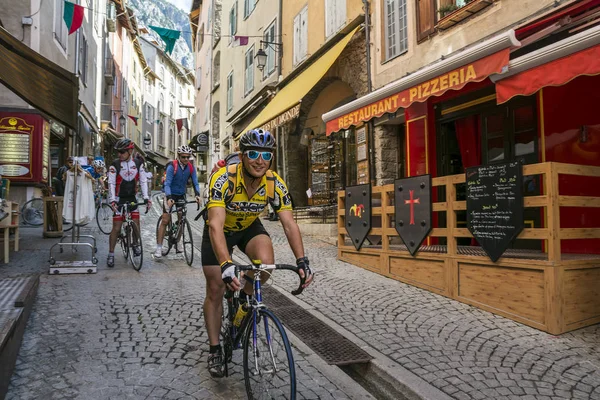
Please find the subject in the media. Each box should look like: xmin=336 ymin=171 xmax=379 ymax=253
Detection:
xmin=326 ymin=50 xmax=510 ymax=134
xmin=0 ymin=113 xmax=50 ymax=183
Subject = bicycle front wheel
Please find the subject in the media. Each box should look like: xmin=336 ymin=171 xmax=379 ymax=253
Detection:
xmin=96 ymin=203 xmax=113 ymax=234
xmin=21 ymin=198 xmax=44 ymax=226
xmin=243 ymin=309 xmax=296 ymax=400
xmin=129 ymin=222 xmax=143 ymax=271
xmin=182 ymin=219 xmax=194 ymax=266
xmin=120 ymin=226 xmax=129 ymax=260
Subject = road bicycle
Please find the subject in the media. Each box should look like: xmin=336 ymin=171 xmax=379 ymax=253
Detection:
xmin=221 ymin=262 xmax=307 ymax=400
xmin=116 ymin=201 xmax=148 ymax=271
xmin=155 ymin=197 xmax=199 ymax=266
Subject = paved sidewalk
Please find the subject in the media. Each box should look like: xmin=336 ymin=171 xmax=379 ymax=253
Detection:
xmin=1 ymin=213 xmax=371 ymax=400
xmin=253 ymin=220 xmax=600 ymax=400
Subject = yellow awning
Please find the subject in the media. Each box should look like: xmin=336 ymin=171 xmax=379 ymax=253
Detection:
xmin=236 ymin=26 xmax=360 ymax=140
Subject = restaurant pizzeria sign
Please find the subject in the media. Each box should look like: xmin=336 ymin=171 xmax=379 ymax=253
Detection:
xmin=325 ymin=50 xmax=509 ymax=135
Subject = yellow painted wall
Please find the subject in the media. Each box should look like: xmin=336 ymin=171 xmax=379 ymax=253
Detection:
xmin=372 ymin=0 xmax=555 ymax=90
xmin=281 ymin=0 xmax=363 ymax=77
xmin=306 ymin=80 xmax=356 ymax=135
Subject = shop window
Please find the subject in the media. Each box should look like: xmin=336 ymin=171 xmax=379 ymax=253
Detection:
xmin=384 ymin=0 xmax=408 ymax=61
xmin=344 ymin=129 xmax=357 ymax=187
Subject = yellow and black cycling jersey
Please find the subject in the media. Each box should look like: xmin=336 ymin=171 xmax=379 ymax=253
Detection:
xmin=206 ymin=164 xmax=292 ymax=231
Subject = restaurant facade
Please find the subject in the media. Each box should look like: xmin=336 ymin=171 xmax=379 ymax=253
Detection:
xmin=322 ymin=0 xmax=600 ymax=334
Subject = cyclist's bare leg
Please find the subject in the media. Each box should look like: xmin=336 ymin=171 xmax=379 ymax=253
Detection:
xmin=156 ymin=211 xmax=169 ymax=245
xmin=202 ymin=265 xmax=226 ymax=346
xmin=242 ymin=234 xmax=275 ymax=294
xmin=109 ymin=219 xmax=124 ymax=252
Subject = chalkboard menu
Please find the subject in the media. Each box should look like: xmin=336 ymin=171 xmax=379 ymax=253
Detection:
xmin=466 ymin=160 xmax=524 ymax=262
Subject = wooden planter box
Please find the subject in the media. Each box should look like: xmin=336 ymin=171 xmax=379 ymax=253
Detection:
xmin=437 ymin=0 xmax=497 ymax=31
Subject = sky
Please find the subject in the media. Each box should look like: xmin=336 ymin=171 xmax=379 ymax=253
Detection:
xmin=165 ymin=0 xmax=193 ymax=12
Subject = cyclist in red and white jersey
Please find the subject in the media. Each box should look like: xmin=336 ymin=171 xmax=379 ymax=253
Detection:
xmin=106 ymin=138 xmax=151 ymax=268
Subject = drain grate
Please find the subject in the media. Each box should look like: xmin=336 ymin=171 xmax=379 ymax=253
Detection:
xmin=262 ymin=286 xmax=372 ymax=366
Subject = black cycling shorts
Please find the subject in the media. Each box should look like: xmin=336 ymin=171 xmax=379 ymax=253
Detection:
xmin=114 ymin=196 xmax=138 ymax=215
xmin=201 ymin=218 xmax=270 ymax=266
xmin=163 ymin=194 xmax=186 ymax=212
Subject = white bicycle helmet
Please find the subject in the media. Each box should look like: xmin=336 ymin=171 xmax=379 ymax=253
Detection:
xmin=177 ymin=145 xmax=193 ymax=154
xmin=93 ymin=160 xmax=105 ymax=168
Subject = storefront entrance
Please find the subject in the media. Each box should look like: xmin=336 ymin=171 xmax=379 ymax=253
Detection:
xmin=436 ymin=91 xmax=541 ymax=249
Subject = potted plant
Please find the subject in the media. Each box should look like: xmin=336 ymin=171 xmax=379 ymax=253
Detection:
xmin=438 ymin=4 xmax=459 ymax=18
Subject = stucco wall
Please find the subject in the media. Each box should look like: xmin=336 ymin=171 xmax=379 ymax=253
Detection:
xmin=372 ymin=0 xmax=557 ymax=90
xmin=281 ymin=0 xmax=363 ymax=77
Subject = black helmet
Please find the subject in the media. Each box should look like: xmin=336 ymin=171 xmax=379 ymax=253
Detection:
xmin=114 ymin=138 xmax=134 ymax=151
xmin=239 ymin=129 xmax=276 ymax=152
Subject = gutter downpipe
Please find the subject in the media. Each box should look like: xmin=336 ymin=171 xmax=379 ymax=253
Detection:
xmin=363 ymin=0 xmax=375 ymax=185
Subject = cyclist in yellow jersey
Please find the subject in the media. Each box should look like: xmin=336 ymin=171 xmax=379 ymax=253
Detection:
xmin=201 ymin=129 xmax=314 ymax=378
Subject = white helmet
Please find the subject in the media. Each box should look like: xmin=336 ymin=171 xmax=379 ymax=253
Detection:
xmin=93 ymin=160 xmax=105 ymax=168
xmin=177 ymin=145 xmax=193 ymax=154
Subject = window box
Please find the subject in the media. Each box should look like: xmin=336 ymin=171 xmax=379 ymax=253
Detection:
xmin=436 ymin=0 xmax=496 ymax=31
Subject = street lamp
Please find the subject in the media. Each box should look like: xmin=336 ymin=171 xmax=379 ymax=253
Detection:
xmin=119 ymin=114 xmax=126 ymax=132
xmin=255 ymin=48 xmax=268 ymax=71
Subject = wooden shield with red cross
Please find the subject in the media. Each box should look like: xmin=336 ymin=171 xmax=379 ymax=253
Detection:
xmin=344 ymin=184 xmax=371 ymax=251
xmin=394 ymin=175 xmax=432 ymax=256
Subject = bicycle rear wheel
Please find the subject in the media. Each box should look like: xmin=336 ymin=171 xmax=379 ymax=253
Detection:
xmin=21 ymin=198 xmax=44 ymax=226
xmin=96 ymin=203 xmax=113 ymax=234
xmin=182 ymin=219 xmax=194 ymax=266
xmin=156 ymin=215 xmax=172 ymax=256
xmin=243 ymin=309 xmax=296 ymax=400
xmin=129 ymin=222 xmax=143 ymax=271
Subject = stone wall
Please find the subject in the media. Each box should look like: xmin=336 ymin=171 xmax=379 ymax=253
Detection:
xmin=373 ymin=124 xmax=399 ymax=186
xmin=282 ymin=30 xmax=369 ymax=207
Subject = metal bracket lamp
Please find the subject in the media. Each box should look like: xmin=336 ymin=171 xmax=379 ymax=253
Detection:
xmin=255 ymin=40 xmax=282 ymax=71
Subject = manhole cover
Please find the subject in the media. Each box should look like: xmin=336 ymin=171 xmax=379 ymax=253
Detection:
xmin=263 ymin=286 xmax=372 ymax=366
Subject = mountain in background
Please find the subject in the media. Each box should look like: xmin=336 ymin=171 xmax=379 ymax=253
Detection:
xmin=128 ymin=0 xmax=194 ymax=70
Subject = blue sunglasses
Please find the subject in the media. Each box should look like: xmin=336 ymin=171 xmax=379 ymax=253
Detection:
xmin=245 ymin=150 xmax=273 ymax=161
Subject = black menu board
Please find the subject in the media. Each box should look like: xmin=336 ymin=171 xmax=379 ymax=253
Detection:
xmin=466 ymin=160 xmax=524 ymax=262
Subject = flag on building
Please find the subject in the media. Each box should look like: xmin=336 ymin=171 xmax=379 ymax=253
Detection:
xmin=231 ymin=35 xmax=249 ymax=47
xmin=176 ymin=118 xmax=188 ymax=133
xmin=127 ymin=115 xmax=139 ymax=126
xmin=149 ymin=26 xmax=181 ymax=55
xmin=63 ymin=1 xmax=84 ymax=35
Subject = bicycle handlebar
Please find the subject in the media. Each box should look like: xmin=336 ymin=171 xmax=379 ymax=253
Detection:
xmin=234 ymin=263 xmax=307 ymax=296
xmin=167 ymin=200 xmax=201 ymax=213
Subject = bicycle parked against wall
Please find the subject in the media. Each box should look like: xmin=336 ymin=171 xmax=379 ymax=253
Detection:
xmin=221 ymin=262 xmax=306 ymax=399
xmin=21 ymin=197 xmax=44 ymax=226
xmin=117 ymin=202 xmax=147 ymax=271
xmin=155 ymin=197 xmax=198 ymax=266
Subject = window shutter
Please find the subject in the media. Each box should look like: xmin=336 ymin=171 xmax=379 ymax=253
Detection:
xmin=416 ymin=0 xmax=435 ymax=42
xmin=300 ymin=8 xmax=308 ymax=59
xmin=325 ymin=0 xmax=335 ymax=37
xmin=293 ymin=13 xmax=301 ymax=65
xmin=336 ymin=0 xmax=346 ymax=33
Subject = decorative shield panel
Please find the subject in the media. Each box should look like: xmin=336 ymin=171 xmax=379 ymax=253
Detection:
xmin=466 ymin=160 xmax=524 ymax=262
xmin=394 ymin=175 xmax=432 ymax=256
xmin=345 ymin=184 xmax=371 ymax=250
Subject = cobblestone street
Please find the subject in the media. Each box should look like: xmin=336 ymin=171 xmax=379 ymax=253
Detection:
xmin=2 ymin=201 xmax=600 ymax=399
xmin=1 ymin=205 xmax=366 ymax=400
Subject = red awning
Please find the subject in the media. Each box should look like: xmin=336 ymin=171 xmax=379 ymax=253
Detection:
xmin=496 ymin=43 xmax=600 ymax=103
xmin=325 ymin=49 xmax=510 ymax=135
xmin=515 ymin=0 xmax=600 ymax=39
